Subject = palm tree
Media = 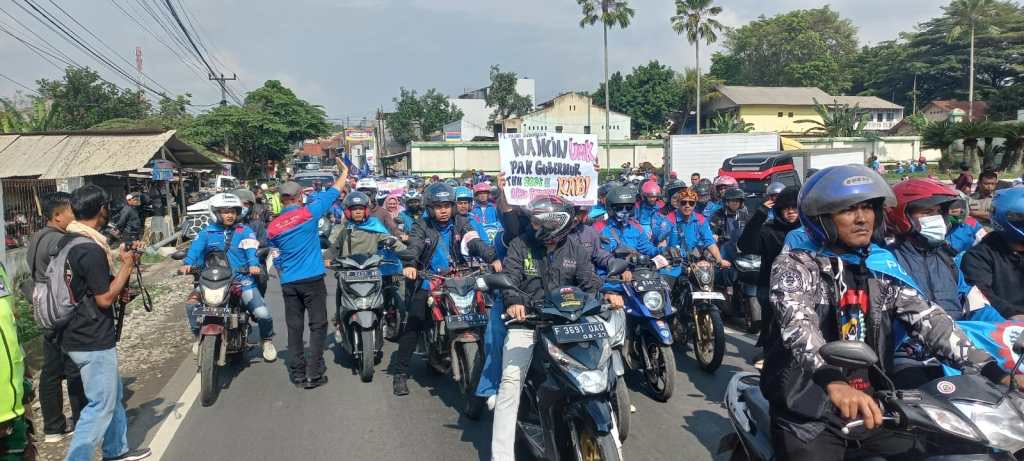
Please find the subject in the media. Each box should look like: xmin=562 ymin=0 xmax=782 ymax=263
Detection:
xmin=999 ymin=123 xmax=1024 ymax=172
xmin=953 ymin=119 xmax=1000 ymax=171
xmin=922 ymin=120 xmax=959 ymax=170
xmin=671 ymin=0 xmax=723 ymax=135
xmin=796 ymin=99 xmax=871 ymax=137
xmin=578 ymin=0 xmax=634 ymax=161
xmin=705 ymin=112 xmax=752 ymax=134
xmin=945 ymin=0 xmax=999 ymax=120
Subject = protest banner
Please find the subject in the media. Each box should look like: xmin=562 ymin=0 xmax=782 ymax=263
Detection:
xmin=499 ymin=132 xmax=599 ymax=206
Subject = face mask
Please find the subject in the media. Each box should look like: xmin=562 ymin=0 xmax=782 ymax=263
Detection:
xmin=613 ymin=208 xmax=631 ymax=223
xmin=917 ymin=214 xmax=947 ymax=243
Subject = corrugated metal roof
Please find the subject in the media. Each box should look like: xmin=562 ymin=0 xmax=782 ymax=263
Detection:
xmin=831 ymin=96 xmax=903 ymax=110
xmin=0 ymin=130 xmax=221 ymax=179
xmin=716 ymin=85 xmax=832 ymax=106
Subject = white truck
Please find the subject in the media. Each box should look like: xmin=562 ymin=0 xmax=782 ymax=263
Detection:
xmin=663 ymin=133 xmax=781 ymax=182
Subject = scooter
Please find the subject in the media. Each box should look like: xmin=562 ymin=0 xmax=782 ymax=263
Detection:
xmin=331 ymin=252 xmax=386 ymax=383
xmin=488 ymin=259 xmax=629 ymax=461
xmin=723 ymin=339 xmax=1024 ymax=460
xmin=672 ymin=247 xmax=726 ymax=373
xmin=733 ymin=253 xmax=762 ymax=333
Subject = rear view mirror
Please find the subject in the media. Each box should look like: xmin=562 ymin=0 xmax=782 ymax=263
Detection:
xmin=1014 ymin=333 xmax=1024 ymax=356
xmin=482 ymin=273 xmax=516 ymax=291
xmin=606 ymin=259 xmax=629 ymax=277
xmin=170 ymin=250 xmax=187 ymax=261
xmin=819 ymin=341 xmax=879 ymax=369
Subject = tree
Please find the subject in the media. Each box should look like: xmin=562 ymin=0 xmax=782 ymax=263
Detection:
xmin=675 ymin=68 xmax=722 ymax=133
xmin=999 ymin=123 xmax=1024 ymax=172
xmin=671 ymin=0 xmax=724 ymax=134
xmin=795 ymin=98 xmax=871 ymax=137
xmin=704 ymin=112 xmax=752 ymax=133
xmin=922 ymin=120 xmax=959 ymax=169
xmin=988 ymin=83 xmax=1024 ymax=121
xmin=592 ymin=61 xmax=685 ymax=137
xmin=578 ymin=0 xmax=634 ymax=158
xmin=485 ymin=65 xmax=533 ymax=132
xmin=953 ymin=119 xmax=1001 ymax=171
xmin=0 ymin=97 xmax=56 ymax=133
xmin=946 ymin=0 xmax=1000 ymax=120
xmin=709 ymin=7 xmax=858 ymax=94
xmin=386 ymin=87 xmax=463 ymax=146
xmin=35 ymin=67 xmax=150 ymax=130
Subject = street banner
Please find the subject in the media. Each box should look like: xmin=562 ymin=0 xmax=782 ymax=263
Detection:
xmin=499 ymin=132 xmax=599 ymax=206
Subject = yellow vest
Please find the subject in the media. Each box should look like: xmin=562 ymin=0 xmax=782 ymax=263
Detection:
xmin=0 ymin=263 xmax=25 ymax=423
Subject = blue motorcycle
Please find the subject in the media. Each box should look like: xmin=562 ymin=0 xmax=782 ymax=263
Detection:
xmin=608 ymin=247 xmax=679 ymax=402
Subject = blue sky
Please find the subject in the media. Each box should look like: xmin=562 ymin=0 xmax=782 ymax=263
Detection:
xmin=0 ymin=0 xmax=944 ymax=121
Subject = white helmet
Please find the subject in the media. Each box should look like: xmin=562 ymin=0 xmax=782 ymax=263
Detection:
xmin=356 ymin=178 xmax=378 ymax=192
xmin=208 ymin=193 xmax=244 ymax=225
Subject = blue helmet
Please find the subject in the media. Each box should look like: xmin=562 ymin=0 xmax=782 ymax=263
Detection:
xmin=992 ymin=187 xmax=1024 ymax=242
xmin=798 ymin=165 xmax=895 ymax=246
xmin=454 ymin=186 xmax=473 ymax=201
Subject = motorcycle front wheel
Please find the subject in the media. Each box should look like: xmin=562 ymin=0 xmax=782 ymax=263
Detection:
xmin=612 ymin=374 xmax=630 ymax=442
xmin=643 ymin=338 xmax=675 ymax=402
xmin=458 ymin=341 xmax=486 ymax=420
xmin=426 ymin=323 xmax=450 ymax=375
xmin=359 ymin=328 xmax=375 ymax=382
xmin=199 ymin=336 xmax=219 ymax=406
xmin=575 ymin=420 xmax=621 ymax=461
xmin=692 ymin=309 xmax=725 ymax=373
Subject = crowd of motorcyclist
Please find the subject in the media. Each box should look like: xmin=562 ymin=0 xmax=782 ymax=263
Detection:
xmin=173 ymin=156 xmax=1024 ymax=460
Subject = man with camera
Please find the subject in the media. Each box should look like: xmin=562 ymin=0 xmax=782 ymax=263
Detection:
xmin=61 ymin=185 xmax=151 ymax=461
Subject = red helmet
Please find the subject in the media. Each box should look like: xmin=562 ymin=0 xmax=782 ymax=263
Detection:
xmin=885 ymin=178 xmax=958 ymax=235
xmin=714 ymin=176 xmax=738 ymax=188
xmin=641 ymin=180 xmax=661 ymax=197
xmin=473 ymin=182 xmax=491 ymax=194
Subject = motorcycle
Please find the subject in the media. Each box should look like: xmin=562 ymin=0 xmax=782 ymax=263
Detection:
xmin=487 ymin=258 xmax=629 ymax=461
xmin=723 ymin=338 xmax=1024 ymax=460
xmin=732 ymin=253 xmax=762 ymax=333
xmin=172 ymin=249 xmax=264 ymax=406
xmin=422 ymin=262 xmax=492 ymax=419
xmin=609 ymin=248 xmax=679 ymax=402
xmin=331 ymin=245 xmax=391 ymax=382
xmin=672 ymin=247 xmax=726 ymax=373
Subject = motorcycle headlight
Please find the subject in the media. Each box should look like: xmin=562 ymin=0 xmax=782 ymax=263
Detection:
xmin=545 ymin=337 xmax=610 ymax=394
xmin=201 ymin=285 xmax=229 ymax=306
xmin=448 ymin=293 xmax=477 ymax=315
xmin=920 ymin=403 xmax=982 ymax=442
xmin=643 ymin=291 xmax=664 ymax=314
xmin=954 ymin=399 xmax=1024 ymax=452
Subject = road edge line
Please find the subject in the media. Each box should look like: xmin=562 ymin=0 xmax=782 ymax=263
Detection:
xmin=147 ymin=371 xmax=200 ymax=460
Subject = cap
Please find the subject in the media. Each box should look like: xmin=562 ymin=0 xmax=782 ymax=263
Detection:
xmin=278 ymin=181 xmax=303 ymax=197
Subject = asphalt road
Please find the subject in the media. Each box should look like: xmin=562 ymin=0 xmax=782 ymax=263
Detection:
xmin=158 ymin=274 xmax=757 ymax=460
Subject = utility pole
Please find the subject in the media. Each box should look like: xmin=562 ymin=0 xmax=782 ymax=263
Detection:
xmin=912 ymin=74 xmax=918 ymax=114
xmin=135 ymin=47 xmax=144 ymax=102
xmin=209 ymin=73 xmax=238 ymax=107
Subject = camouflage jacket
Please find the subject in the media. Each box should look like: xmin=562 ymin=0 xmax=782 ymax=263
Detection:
xmin=763 ymin=248 xmax=1006 ymax=441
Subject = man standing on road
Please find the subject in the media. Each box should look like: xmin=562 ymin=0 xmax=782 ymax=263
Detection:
xmin=24 ymin=192 xmax=85 ymax=444
xmin=268 ymin=160 xmax=349 ymax=389
xmin=970 ymin=170 xmax=999 ymax=226
xmin=63 ymin=185 xmax=151 ymax=461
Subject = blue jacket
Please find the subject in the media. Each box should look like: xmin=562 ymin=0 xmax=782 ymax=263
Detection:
xmin=268 ymin=187 xmax=340 ymax=284
xmin=636 ymin=202 xmax=670 ymax=244
xmin=398 ymin=209 xmax=424 ymax=234
xmin=662 ymin=211 xmax=716 ymax=277
xmin=470 ymin=203 xmax=503 ymax=241
xmin=342 ymin=216 xmax=403 ymax=277
xmin=702 ymin=200 xmax=723 ymax=219
xmin=184 ymin=221 xmax=261 ymax=291
xmin=890 ymin=238 xmax=966 ymax=320
xmin=596 ymin=218 xmax=660 ymax=291
xmin=946 ymin=217 xmax=984 ymax=253
xmin=330 ymin=202 xmax=344 ymax=224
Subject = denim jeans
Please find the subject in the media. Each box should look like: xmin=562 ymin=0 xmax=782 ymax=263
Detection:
xmin=185 ymin=288 xmax=275 ymax=340
xmin=65 ymin=348 xmax=128 ymax=461
xmin=475 ymin=295 xmax=505 ymax=398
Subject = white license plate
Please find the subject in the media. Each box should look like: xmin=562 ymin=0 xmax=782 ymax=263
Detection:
xmin=692 ymin=291 xmax=725 ymax=301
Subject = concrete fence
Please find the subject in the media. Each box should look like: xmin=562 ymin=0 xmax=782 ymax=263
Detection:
xmin=793 ymin=136 xmax=939 ymax=163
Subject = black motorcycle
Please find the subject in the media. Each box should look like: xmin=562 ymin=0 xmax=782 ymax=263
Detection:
xmin=672 ymin=247 xmax=726 ymax=373
xmin=488 ymin=259 xmax=629 ymax=461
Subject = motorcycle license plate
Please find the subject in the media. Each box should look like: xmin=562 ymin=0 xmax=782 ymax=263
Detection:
xmin=633 ymin=279 xmax=663 ymax=291
xmin=692 ymin=291 xmax=725 ymax=301
xmin=340 ymin=269 xmax=379 ymax=281
xmin=445 ymin=313 xmax=488 ymax=331
xmin=194 ymin=307 xmax=231 ymax=317
xmin=552 ymin=322 xmax=608 ymax=344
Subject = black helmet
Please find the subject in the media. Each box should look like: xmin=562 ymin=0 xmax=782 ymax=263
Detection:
xmin=606 ymin=186 xmax=637 ymax=207
xmin=344 ymin=190 xmax=371 ymax=208
xmin=423 ymin=183 xmax=455 ymax=209
xmin=723 ymin=188 xmax=746 ymax=202
xmin=693 ymin=182 xmax=712 ymax=199
xmin=766 ymin=181 xmax=786 ymax=196
xmin=525 ymin=194 xmax=575 ymax=243
xmin=664 ymin=180 xmax=687 ymax=202
xmin=232 ymin=188 xmax=256 ymax=204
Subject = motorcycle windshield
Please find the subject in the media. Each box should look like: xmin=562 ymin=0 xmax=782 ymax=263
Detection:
xmin=446 ymin=277 xmax=476 ymax=297
xmin=542 ymin=325 xmax=610 ymax=370
xmin=340 ymin=254 xmax=382 ymax=270
xmin=200 ymin=266 xmax=232 ymax=286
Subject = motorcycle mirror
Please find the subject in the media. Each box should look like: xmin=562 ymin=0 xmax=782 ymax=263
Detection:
xmin=482 ymin=273 xmax=516 ymax=291
xmin=606 ymin=259 xmax=629 ymax=277
xmin=1014 ymin=333 xmax=1024 ymax=356
xmin=819 ymin=341 xmax=880 ymax=369
xmin=475 ymin=277 xmax=488 ymax=291
xmin=170 ymin=250 xmax=187 ymax=261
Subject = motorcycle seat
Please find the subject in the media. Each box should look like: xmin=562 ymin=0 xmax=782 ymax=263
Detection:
xmin=740 ymin=385 xmax=771 ymax=436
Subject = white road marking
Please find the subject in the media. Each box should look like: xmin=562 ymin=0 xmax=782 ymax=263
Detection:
xmin=148 ymin=372 xmax=200 ymax=461
xmin=724 ymin=326 xmax=757 ymax=346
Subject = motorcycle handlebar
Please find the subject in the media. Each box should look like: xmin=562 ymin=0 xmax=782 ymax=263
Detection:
xmin=840 ymin=416 xmax=900 ymax=435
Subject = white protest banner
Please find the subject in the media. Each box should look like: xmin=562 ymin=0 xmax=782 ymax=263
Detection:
xmin=499 ymin=132 xmax=599 ymax=206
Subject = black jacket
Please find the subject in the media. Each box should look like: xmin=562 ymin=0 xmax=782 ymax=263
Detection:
xmin=501 ymin=234 xmax=603 ymax=308
xmin=736 ymin=207 xmax=798 ymax=299
xmin=115 ymin=205 xmax=142 ymax=240
xmin=401 ymin=215 xmax=496 ymax=271
xmin=962 ymin=232 xmax=1024 ymax=317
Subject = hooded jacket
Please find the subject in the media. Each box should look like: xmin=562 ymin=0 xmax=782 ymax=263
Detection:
xmin=184 ymin=221 xmax=261 ymax=291
xmin=961 ymin=232 xmax=1024 ymax=317
xmin=501 ymin=233 xmax=602 ymax=309
xmin=401 ymin=214 xmax=496 ymax=273
xmin=889 ymin=237 xmax=964 ymax=319
xmin=736 ymin=206 xmax=799 ymax=300
xmin=711 ymin=205 xmax=752 ymax=260
xmin=332 ymin=216 xmax=406 ymax=276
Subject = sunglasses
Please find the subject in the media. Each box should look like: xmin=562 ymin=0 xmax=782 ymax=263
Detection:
xmin=679 ymin=201 xmax=696 ymax=206
xmin=612 ymin=205 xmax=634 ymax=212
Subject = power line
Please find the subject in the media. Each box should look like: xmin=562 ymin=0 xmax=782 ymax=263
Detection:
xmin=0 ymin=20 xmax=71 ymax=70
xmin=0 ymin=4 xmax=79 ymax=67
xmin=160 ymin=0 xmax=215 ymax=76
xmin=0 ymin=72 xmax=39 ymax=95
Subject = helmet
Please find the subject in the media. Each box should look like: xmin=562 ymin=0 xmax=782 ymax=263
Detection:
xmin=444 ymin=178 xmax=461 ymax=188
xmin=693 ymin=182 xmax=712 ymax=200
xmin=343 ymin=190 xmax=371 ymax=222
xmin=992 ymin=187 xmax=1024 ymax=242
xmin=404 ymin=190 xmax=421 ymax=203
xmin=473 ymin=182 xmax=491 ymax=194
xmin=232 ymin=189 xmax=256 ymax=204
xmin=454 ymin=186 xmax=473 ymax=201
xmin=356 ymin=178 xmax=378 ymax=193
xmin=606 ymin=186 xmax=637 ymax=207
xmin=423 ymin=183 xmax=455 ymax=218
xmin=885 ymin=178 xmax=958 ymax=235
xmin=773 ymin=186 xmax=800 ymax=212
xmin=525 ymin=194 xmax=575 ymax=243
xmin=766 ymin=181 xmax=786 ymax=196
xmin=714 ymin=176 xmax=738 ymax=188
xmin=664 ymin=180 xmax=687 ymax=202
xmin=798 ymin=165 xmax=896 ymax=246
xmin=208 ymin=193 xmax=243 ymax=225
xmin=641 ymin=181 xmax=661 ymax=197
xmin=723 ymin=188 xmax=746 ymax=202
xmin=673 ymin=188 xmax=699 ymax=204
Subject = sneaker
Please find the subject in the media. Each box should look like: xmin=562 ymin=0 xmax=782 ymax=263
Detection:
xmin=191 ymin=340 xmax=199 ymax=356
xmin=262 ymin=340 xmax=278 ymax=362
xmin=304 ymin=375 xmax=328 ymax=390
xmin=102 ymin=448 xmax=152 ymax=461
xmin=393 ymin=373 xmax=409 ymax=396
xmin=43 ymin=429 xmax=74 ymax=443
